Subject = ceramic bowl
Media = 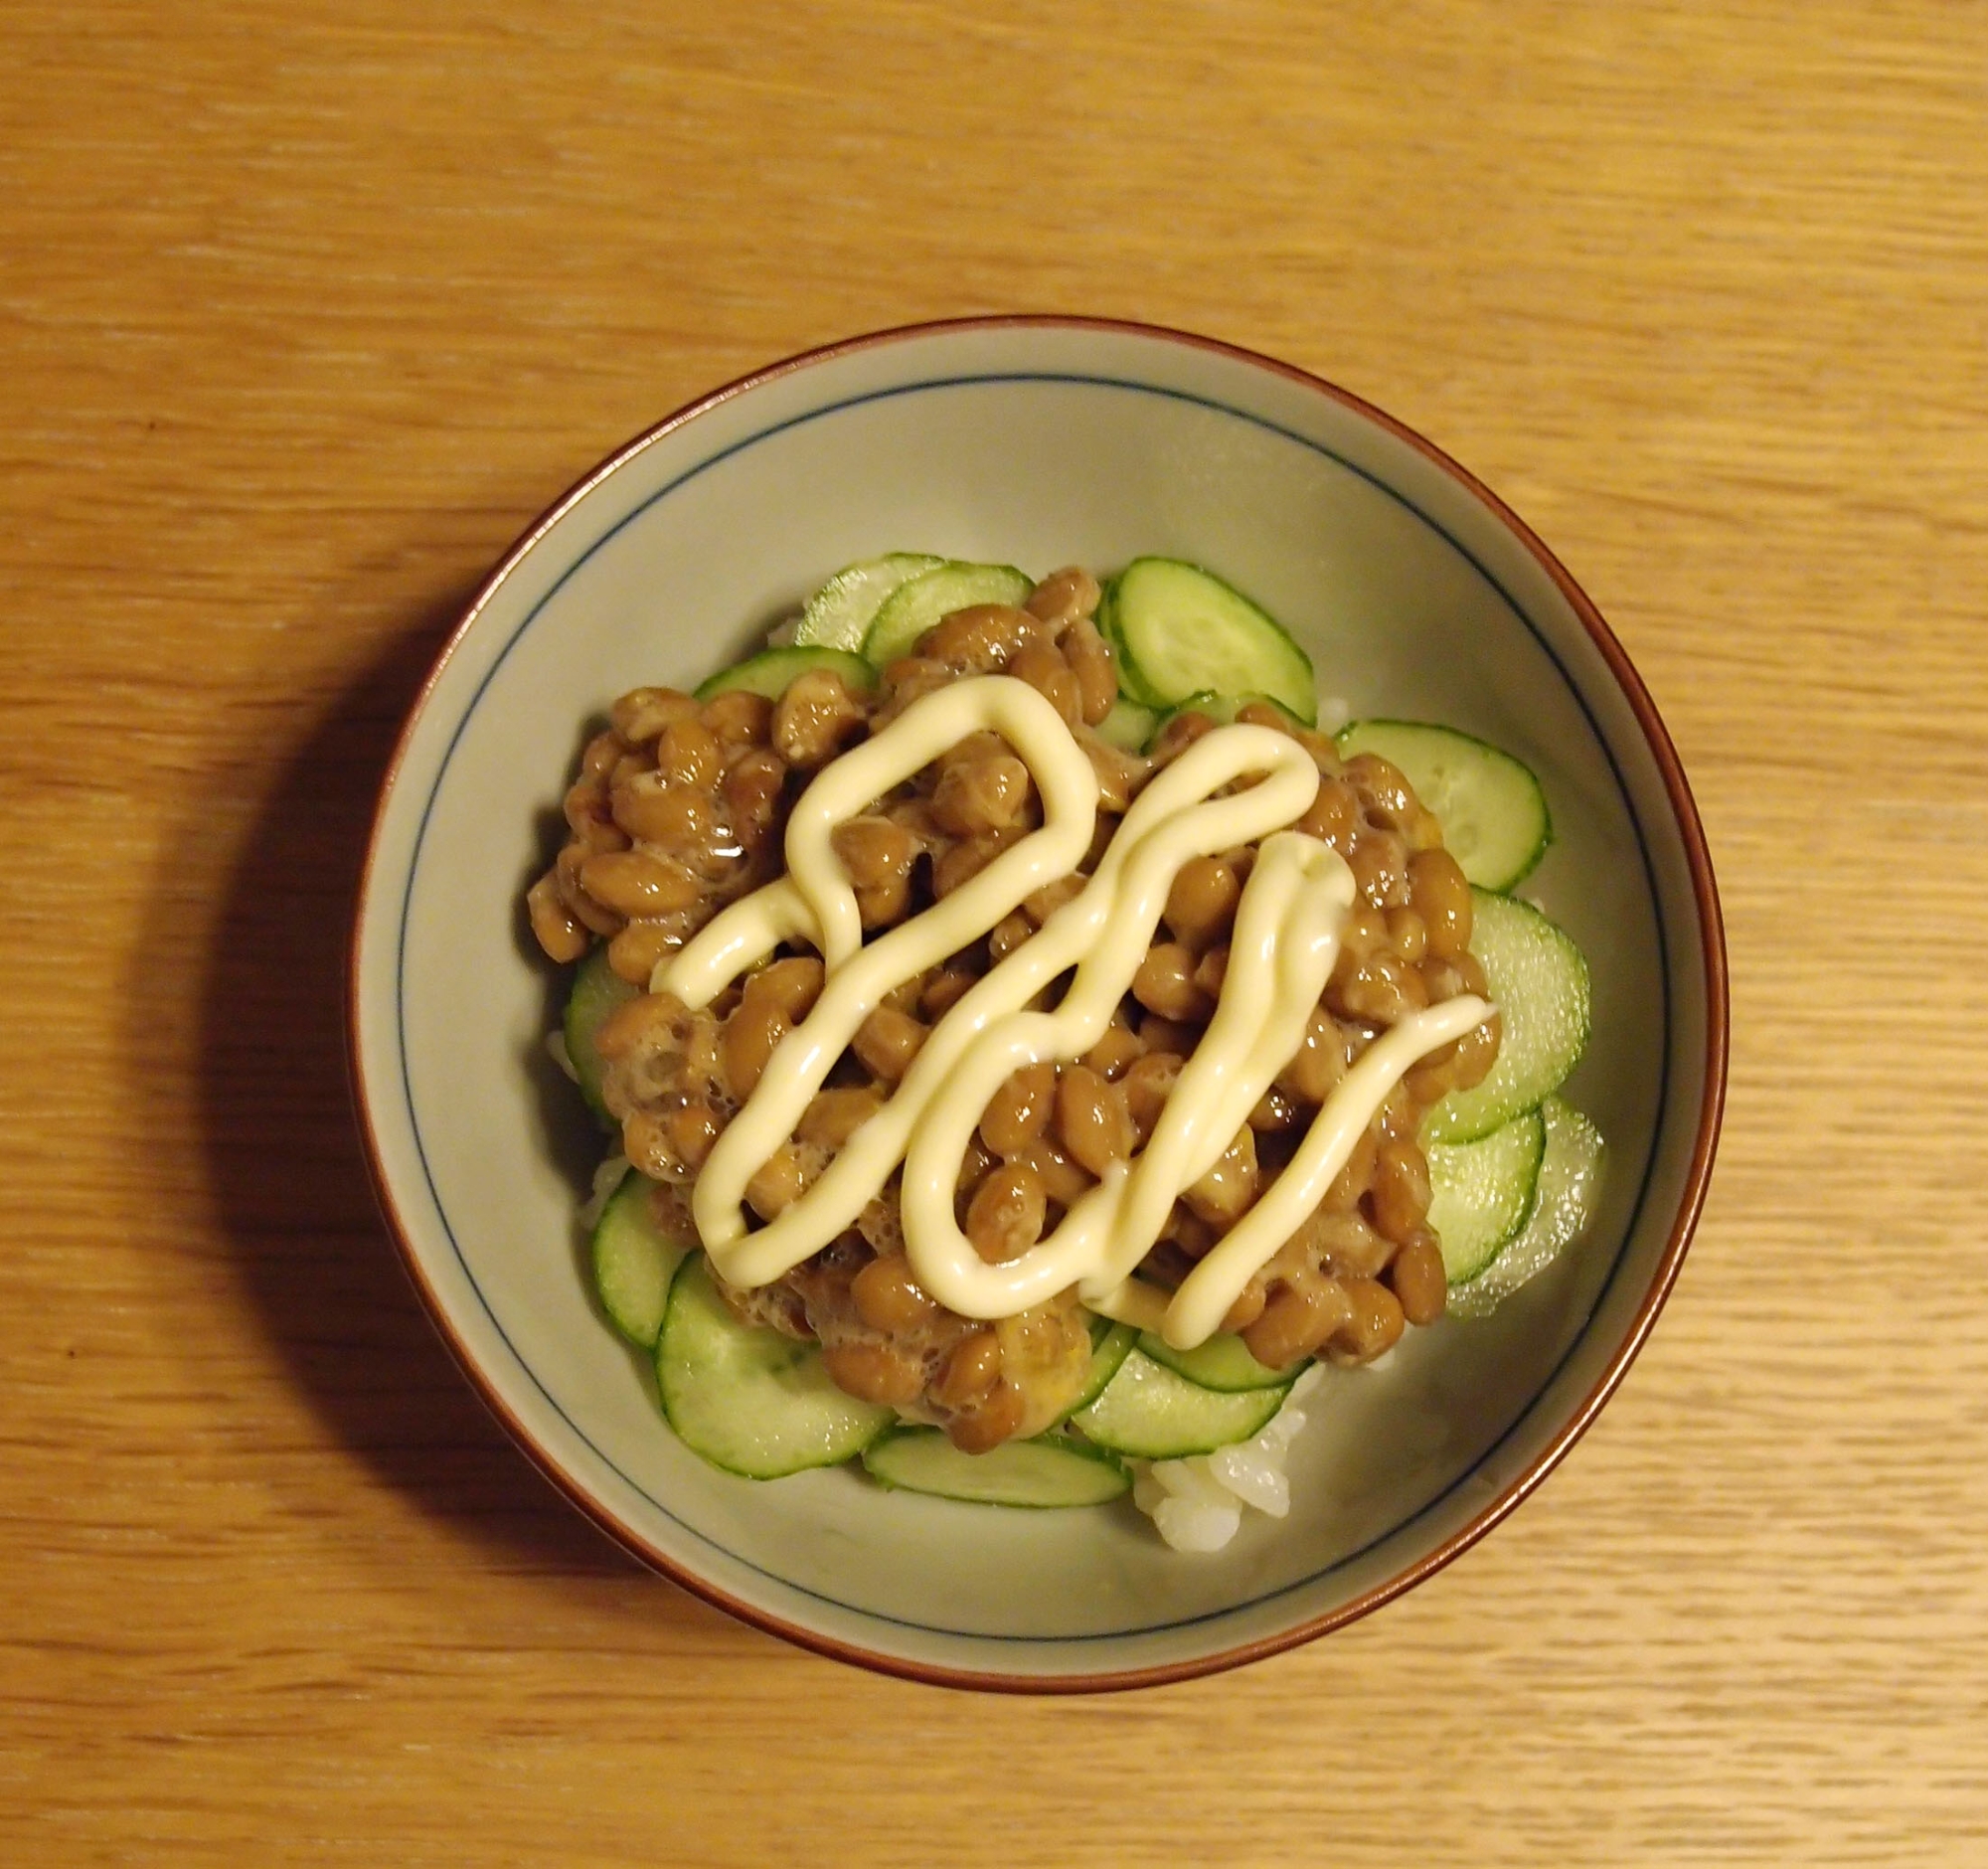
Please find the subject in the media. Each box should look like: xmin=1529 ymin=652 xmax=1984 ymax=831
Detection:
xmin=349 ymin=318 xmax=1726 ymax=1690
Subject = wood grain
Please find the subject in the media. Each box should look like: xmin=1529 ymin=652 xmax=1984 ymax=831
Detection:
xmin=3 ymin=1 xmax=1985 ymax=1860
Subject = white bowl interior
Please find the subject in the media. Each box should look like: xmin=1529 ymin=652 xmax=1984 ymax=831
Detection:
xmin=353 ymin=326 xmax=1714 ymax=1682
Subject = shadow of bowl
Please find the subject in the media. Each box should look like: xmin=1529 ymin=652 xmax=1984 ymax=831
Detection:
xmin=184 ymin=586 xmax=647 ymax=1579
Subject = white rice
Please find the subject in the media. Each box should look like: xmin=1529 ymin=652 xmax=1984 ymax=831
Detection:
xmin=577 ymin=1152 xmax=632 ymax=1228
xmin=1130 ymin=1366 xmax=1324 ymax=1552
xmin=546 ymin=1028 xmax=580 ymax=1083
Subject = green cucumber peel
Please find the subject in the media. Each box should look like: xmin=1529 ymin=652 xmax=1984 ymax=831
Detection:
xmin=694 ymin=644 xmax=878 ymax=703
xmin=1424 ymin=889 xmax=1591 ymax=1145
xmin=861 ymin=561 xmax=1033 ymax=667
xmin=863 ymin=1428 xmax=1129 ymax=1508
xmin=1335 ymin=719 xmax=1552 ymax=891
xmin=563 ymin=947 xmax=639 ymax=1128
xmin=589 ymin=1170 xmax=694 ymax=1348
xmin=1094 ymin=695 xmax=1160 ymax=753
xmin=1447 ymin=1098 xmax=1606 ymax=1316
xmin=1143 ymin=689 xmax=1306 ymax=749
xmin=1102 ymin=558 xmax=1316 ymax=724
xmin=794 ymin=554 xmax=944 ymax=651
xmin=1426 ymin=1106 xmax=1547 ymax=1285
xmin=1071 ymin=1348 xmax=1294 ymax=1459
xmin=1071 ymin=1319 xmax=1138 ymax=1413
xmin=658 ymin=1256 xmax=894 ymax=1479
xmin=1136 ymin=1328 xmax=1307 ymax=1394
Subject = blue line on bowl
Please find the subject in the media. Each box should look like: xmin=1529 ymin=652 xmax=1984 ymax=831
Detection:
xmin=391 ymin=370 xmax=1673 ymax=1648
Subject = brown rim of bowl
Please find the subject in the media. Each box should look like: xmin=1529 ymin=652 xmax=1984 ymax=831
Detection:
xmin=346 ymin=314 xmax=1730 ymax=1695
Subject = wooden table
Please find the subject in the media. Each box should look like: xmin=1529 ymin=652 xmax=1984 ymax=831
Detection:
xmin=5 ymin=3 xmax=1983 ymax=1860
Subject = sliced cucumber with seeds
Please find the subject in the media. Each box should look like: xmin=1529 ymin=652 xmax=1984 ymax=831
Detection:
xmin=590 ymin=1171 xmax=694 ymax=1348
xmin=1094 ymin=695 xmax=1160 ymax=753
xmin=1102 ymin=559 xmax=1315 ymax=724
xmin=658 ymin=1256 xmax=893 ymax=1479
xmin=864 ymin=1428 xmax=1129 ymax=1507
xmin=1072 ymin=1349 xmax=1294 ymax=1459
xmin=1447 ymin=1098 xmax=1606 ymax=1317
xmin=1072 ymin=1319 xmax=1138 ymax=1412
xmin=1424 ymin=888 xmax=1590 ymax=1146
xmin=564 ymin=947 xmax=639 ymax=1127
xmin=1336 ymin=720 xmax=1551 ymax=890
xmin=862 ymin=561 xmax=1033 ymax=666
xmin=794 ymin=553 xmax=944 ymax=651
xmin=1427 ymin=1106 xmax=1547 ymax=1285
xmin=694 ymin=644 xmax=878 ymax=703
xmin=1137 ymin=1329 xmax=1306 ymax=1394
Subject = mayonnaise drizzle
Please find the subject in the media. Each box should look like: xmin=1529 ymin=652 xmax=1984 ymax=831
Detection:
xmin=653 ymin=674 xmax=1491 ymax=1350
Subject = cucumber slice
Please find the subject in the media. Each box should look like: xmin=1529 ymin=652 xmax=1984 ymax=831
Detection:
xmin=658 ymin=1256 xmax=894 ymax=1479
xmin=1424 ymin=889 xmax=1591 ymax=1145
xmin=1336 ymin=720 xmax=1552 ymax=890
xmin=1094 ymin=695 xmax=1160 ymax=753
xmin=1447 ymin=1098 xmax=1606 ymax=1317
xmin=1071 ymin=1349 xmax=1293 ymax=1459
xmin=863 ymin=1427 xmax=1129 ymax=1507
xmin=1136 ymin=1329 xmax=1306 ymax=1394
xmin=1071 ymin=1319 xmax=1137 ymax=1412
xmin=1102 ymin=559 xmax=1315 ymax=724
xmin=793 ymin=553 xmax=944 ymax=651
xmin=694 ymin=644 xmax=878 ymax=703
xmin=563 ymin=947 xmax=639 ymax=1127
xmin=590 ymin=1170 xmax=694 ymax=1347
xmin=1426 ymin=1106 xmax=1547 ymax=1284
xmin=1145 ymin=689 xmax=1305 ymax=746
xmin=861 ymin=561 xmax=1033 ymax=666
